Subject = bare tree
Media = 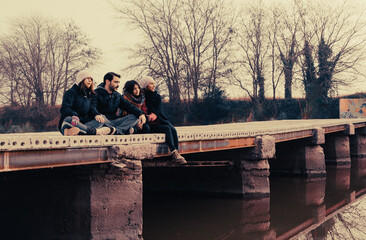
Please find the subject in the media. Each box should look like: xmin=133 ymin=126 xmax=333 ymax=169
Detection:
xmin=268 ymin=6 xmax=283 ymax=101
xmin=272 ymin=0 xmax=302 ymax=99
xmin=177 ymin=0 xmax=214 ymax=103
xmin=298 ymin=0 xmax=366 ymax=118
xmin=114 ymin=0 xmax=183 ymax=105
xmin=206 ymin=0 xmax=235 ymax=98
xmin=235 ymin=1 xmax=270 ymax=103
xmin=0 ymin=15 xmax=100 ymax=107
xmin=113 ymin=0 xmax=234 ymax=105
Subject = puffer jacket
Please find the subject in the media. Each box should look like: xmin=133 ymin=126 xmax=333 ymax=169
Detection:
xmin=58 ymin=84 xmax=97 ymax=130
xmin=91 ymin=83 xmax=143 ymax=120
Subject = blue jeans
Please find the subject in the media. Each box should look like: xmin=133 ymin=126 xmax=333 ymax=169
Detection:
xmin=108 ymin=115 xmax=139 ymax=134
xmin=87 ymin=115 xmax=139 ymax=135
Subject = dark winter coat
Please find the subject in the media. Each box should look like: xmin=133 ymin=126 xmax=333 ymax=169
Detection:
xmin=91 ymin=83 xmax=143 ymax=120
xmin=58 ymin=84 xmax=98 ymax=130
xmin=144 ymin=90 xmax=170 ymax=124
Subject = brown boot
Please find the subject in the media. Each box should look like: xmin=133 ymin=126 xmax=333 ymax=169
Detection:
xmin=171 ymin=150 xmax=187 ymax=164
xmin=64 ymin=127 xmax=80 ymax=136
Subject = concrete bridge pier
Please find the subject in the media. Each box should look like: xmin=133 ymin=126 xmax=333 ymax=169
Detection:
xmin=323 ymin=133 xmax=352 ymax=166
xmin=88 ymin=162 xmax=143 ymax=240
xmin=271 ymin=128 xmax=326 ymax=177
xmin=350 ymin=127 xmax=366 ymax=169
xmin=233 ymin=136 xmax=275 ymax=198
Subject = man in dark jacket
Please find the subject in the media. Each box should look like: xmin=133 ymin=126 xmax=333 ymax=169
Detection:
xmin=91 ymin=72 xmax=146 ymax=134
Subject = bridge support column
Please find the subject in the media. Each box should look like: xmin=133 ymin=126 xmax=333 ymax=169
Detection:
xmin=324 ymin=134 xmax=351 ymax=166
xmin=350 ymin=130 xmax=366 ymax=187
xmin=235 ymin=136 xmax=275 ymax=198
xmin=87 ymin=144 xmax=154 ymax=240
xmin=274 ymin=144 xmax=325 ymax=177
xmin=271 ymin=128 xmax=326 ymax=177
xmin=350 ymin=130 xmax=366 ymax=163
xmin=89 ymin=162 xmax=143 ymax=240
xmin=350 ymin=131 xmax=366 ymax=157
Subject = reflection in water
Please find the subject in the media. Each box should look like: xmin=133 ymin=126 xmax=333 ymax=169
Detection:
xmin=299 ymin=200 xmax=366 ymax=240
xmin=143 ymin=164 xmax=366 ymax=240
xmin=143 ymin=194 xmax=275 ymax=240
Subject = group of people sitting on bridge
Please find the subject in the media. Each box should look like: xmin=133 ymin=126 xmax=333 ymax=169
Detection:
xmin=58 ymin=70 xmax=187 ymax=164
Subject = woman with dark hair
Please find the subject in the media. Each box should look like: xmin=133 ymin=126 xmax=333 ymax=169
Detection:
xmin=139 ymin=76 xmax=187 ymax=164
xmin=58 ymin=70 xmax=115 ymax=136
xmin=122 ymin=80 xmax=150 ymax=133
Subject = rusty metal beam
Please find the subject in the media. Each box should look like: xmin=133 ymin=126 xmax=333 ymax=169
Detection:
xmin=0 ymin=148 xmax=110 ymax=172
xmin=154 ymin=137 xmax=256 ymax=157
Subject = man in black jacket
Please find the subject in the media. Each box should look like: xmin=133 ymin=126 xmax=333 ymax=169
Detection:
xmin=91 ymin=72 xmax=146 ymax=134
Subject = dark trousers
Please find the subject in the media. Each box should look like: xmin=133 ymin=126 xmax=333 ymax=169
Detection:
xmin=149 ymin=122 xmax=178 ymax=152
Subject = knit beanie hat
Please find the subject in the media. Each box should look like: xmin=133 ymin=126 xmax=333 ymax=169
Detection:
xmin=139 ymin=76 xmax=154 ymax=89
xmin=75 ymin=70 xmax=93 ymax=85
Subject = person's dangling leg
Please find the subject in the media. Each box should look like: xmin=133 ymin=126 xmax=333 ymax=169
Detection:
xmin=149 ymin=124 xmax=175 ymax=151
xmin=149 ymin=123 xmax=186 ymax=164
xmin=166 ymin=122 xmax=179 ymax=150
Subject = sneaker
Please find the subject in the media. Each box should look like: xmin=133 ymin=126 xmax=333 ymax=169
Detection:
xmin=96 ymin=127 xmax=112 ymax=135
xmin=108 ymin=127 xmax=116 ymax=135
xmin=64 ymin=127 xmax=80 ymax=136
xmin=171 ymin=150 xmax=187 ymax=164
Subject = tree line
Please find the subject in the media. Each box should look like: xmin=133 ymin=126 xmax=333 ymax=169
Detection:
xmin=0 ymin=15 xmax=100 ymax=108
xmin=113 ymin=0 xmax=366 ymax=119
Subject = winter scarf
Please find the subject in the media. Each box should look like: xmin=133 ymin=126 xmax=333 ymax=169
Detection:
xmin=121 ymin=92 xmax=145 ymax=116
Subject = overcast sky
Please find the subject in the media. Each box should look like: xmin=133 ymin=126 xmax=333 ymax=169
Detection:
xmin=1 ymin=0 xmax=365 ymax=98
xmin=0 ymin=0 xmax=135 ymax=87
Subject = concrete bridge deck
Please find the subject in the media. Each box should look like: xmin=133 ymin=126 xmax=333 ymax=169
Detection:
xmin=0 ymin=118 xmax=365 ymax=172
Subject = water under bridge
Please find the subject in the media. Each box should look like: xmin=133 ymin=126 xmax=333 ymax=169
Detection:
xmin=1 ymin=118 xmax=366 ymax=239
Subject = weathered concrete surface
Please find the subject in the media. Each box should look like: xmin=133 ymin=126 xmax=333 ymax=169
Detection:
xmin=345 ymin=123 xmax=355 ymax=135
xmin=90 ymin=163 xmax=143 ymax=240
xmin=109 ymin=144 xmax=156 ymax=160
xmin=312 ymin=128 xmax=325 ymax=145
xmin=239 ymin=159 xmax=270 ymax=198
xmin=324 ymin=135 xmax=351 ymax=165
xmin=252 ymin=136 xmax=276 ymax=160
xmin=273 ymin=143 xmax=326 ymax=177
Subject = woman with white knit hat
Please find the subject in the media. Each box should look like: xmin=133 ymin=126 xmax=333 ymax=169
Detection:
xmin=58 ymin=69 xmax=115 ymax=136
xmin=140 ymin=76 xmax=187 ymax=164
